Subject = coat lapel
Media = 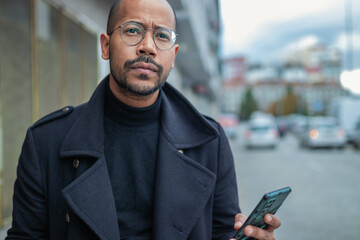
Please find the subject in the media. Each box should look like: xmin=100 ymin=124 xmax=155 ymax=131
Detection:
xmin=152 ymin=84 xmax=219 ymax=239
xmin=153 ymin=133 xmax=216 ymax=239
xmin=59 ymin=77 xmax=120 ymax=239
xmin=59 ymin=78 xmax=107 ymax=159
xmin=62 ymin=156 xmax=120 ymax=240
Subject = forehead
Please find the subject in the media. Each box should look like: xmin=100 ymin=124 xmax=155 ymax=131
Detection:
xmin=117 ymin=0 xmax=175 ymax=29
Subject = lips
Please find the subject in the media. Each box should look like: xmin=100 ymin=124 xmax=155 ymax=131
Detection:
xmin=130 ymin=62 xmax=158 ymax=73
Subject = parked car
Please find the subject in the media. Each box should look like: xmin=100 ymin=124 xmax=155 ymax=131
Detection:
xmin=289 ymin=114 xmax=308 ymax=138
xmin=353 ymin=117 xmax=360 ymax=149
xmin=300 ymin=117 xmax=346 ymax=149
xmin=218 ymin=113 xmax=239 ymax=139
xmin=276 ymin=116 xmax=290 ymax=138
xmin=244 ymin=116 xmax=279 ymax=149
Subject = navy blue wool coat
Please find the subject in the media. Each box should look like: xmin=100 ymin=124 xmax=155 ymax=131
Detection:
xmin=6 ymin=76 xmax=240 ymax=240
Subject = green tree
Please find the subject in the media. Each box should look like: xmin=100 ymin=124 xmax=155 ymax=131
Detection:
xmin=239 ymin=86 xmax=258 ymax=120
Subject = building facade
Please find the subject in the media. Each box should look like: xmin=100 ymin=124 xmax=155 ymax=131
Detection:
xmin=221 ymin=44 xmax=347 ymax=118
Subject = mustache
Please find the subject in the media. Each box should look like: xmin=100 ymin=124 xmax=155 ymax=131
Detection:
xmin=124 ymin=55 xmax=163 ymax=74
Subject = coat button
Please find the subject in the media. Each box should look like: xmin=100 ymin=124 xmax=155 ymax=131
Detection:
xmin=65 ymin=212 xmax=70 ymax=223
xmin=178 ymin=149 xmax=184 ymax=154
xmin=73 ymin=159 xmax=79 ymax=168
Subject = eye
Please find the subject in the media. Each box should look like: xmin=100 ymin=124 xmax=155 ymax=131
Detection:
xmin=127 ymin=28 xmax=141 ymax=34
xmin=123 ymin=25 xmax=142 ymax=35
xmin=155 ymin=30 xmax=171 ymax=41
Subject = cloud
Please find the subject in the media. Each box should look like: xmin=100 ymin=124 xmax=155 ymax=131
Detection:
xmin=265 ymin=35 xmax=321 ymax=62
xmin=220 ymin=0 xmax=346 ymax=59
xmin=283 ymin=35 xmax=320 ymax=52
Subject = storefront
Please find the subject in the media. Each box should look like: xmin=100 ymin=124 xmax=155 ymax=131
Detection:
xmin=0 ymin=0 xmax=102 ymax=226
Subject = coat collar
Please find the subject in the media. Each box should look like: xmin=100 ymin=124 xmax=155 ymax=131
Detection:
xmin=59 ymin=77 xmax=106 ymax=159
xmin=59 ymin=75 xmax=219 ymax=158
xmin=160 ymin=82 xmax=219 ymax=149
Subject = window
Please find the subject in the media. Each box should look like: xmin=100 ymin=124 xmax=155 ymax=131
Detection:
xmin=0 ymin=0 xmax=32 ymax=223
xmin=0 ymin=0 xmax=99 ymax=224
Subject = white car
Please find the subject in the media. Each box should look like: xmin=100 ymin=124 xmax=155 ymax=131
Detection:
xmin=244 ymin=116 xmax=279 ymax=149
xmin=300 ymin=117 xmax=346 ymax=149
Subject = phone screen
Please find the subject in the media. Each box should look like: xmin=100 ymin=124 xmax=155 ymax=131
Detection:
xmin=233 ymin=186 xmax=292 ymax=240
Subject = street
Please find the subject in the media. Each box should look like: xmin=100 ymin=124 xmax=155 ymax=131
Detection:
xmin=230 ymin=125 xmax=360 ymax=240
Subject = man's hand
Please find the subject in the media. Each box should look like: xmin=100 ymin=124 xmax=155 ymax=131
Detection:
xmin=230 ymin=213 xmax=281 ymax=240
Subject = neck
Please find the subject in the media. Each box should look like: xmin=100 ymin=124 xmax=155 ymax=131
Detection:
xmin=109 ymin=75 xmax=159 ymax=108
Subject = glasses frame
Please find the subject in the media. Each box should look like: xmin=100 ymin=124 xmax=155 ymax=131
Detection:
xmin=108 ymin=21 xmax=178 ymax=51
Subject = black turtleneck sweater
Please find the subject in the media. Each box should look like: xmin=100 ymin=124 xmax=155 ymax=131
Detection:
xmin=104 ymin=84 xmax=161 ymax=240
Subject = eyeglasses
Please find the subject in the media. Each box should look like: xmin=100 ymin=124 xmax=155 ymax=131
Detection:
xmin=108 ymin=22 xmax=178 ymax=51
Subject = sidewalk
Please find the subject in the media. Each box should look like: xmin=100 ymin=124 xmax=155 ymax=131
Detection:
xmin=0 ymin=224 xmax=10 ymax=239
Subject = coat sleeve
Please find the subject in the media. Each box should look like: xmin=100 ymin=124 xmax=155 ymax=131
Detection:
xmin=212 ymin=123 xmax=241 ymax=240
xmin=6 ymin=129 xmax=49 ymax=239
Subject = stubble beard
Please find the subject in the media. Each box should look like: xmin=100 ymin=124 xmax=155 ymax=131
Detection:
xmin=110 ymin=55 xmax=170 ymax=98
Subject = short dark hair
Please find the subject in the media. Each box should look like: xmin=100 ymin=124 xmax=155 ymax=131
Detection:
xmin=106 ymin=0 xmax=177 ymax=34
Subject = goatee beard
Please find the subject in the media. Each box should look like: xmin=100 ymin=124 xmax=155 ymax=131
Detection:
xmin=110 ymin=55 xmax=169 ymax=97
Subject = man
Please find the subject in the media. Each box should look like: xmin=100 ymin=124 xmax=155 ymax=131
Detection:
xmin=6 ymin=0 xmax=281 ymax=239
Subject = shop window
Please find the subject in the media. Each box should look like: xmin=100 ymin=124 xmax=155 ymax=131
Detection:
xmin=64 ymin=16 xmax=83 ymax=106
xmin=0 ymin=0 xmax=99 ymax=225
xmin=37 ymin=0 xmax=61 ymax=117
xmin=0 ymin=0 xmax=32 ymax=222
xmin=84 ymin=30 xmax=99 ymax=99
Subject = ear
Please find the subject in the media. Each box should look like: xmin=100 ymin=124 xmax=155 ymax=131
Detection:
xmin=171 ymin=44 xmax=179 ymax=68
xmin=100 ymin=33 xmax=110 ymax=60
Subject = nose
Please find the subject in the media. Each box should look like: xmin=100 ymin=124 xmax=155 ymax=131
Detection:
xmin=136 ymin=30 xmax=157 ymax=57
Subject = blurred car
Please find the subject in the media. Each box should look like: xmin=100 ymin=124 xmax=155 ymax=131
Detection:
xmin=300 ymin=116 xmax=346 ymax=149
xmin=289 ymin=114 xmax=308 ymax=138
xmin=244 ymin=116 xmax=279 ymax=149
xmin=353 ymin=117 xmax=360 ymax=149
xmin=276 ymin=116 xmax=289 ymax=138
xmin=218 ymin=113 xmax=239 ymax=139
xmin=250 ymin=111 xmax=273 ymax=120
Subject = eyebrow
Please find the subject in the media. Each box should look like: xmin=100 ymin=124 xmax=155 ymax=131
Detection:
xmin=123 ymin=20 xmax=174 ymax=31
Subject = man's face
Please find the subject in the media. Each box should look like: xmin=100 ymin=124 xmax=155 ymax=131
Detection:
xmin=101 ymin=0 xmax=179 ymax=97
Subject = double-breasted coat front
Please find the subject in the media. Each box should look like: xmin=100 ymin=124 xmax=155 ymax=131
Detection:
xmin=6 ymin=76 xmax=240 ymax=240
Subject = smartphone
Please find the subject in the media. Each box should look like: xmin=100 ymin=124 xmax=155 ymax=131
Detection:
xmin=233 ymin=186 xmax=292 ymax=240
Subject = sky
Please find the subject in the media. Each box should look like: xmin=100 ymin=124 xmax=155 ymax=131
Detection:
xmin=219 ymin=0 xmax=360 ymax=69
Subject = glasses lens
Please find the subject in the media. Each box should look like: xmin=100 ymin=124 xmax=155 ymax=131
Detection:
xmin=119 ymin=22 xmax=177 ymax=50
xmin=154 ymin=28 xmax=176 ymax=50
xmin=120 ymin=23 xmax=144 ymax=45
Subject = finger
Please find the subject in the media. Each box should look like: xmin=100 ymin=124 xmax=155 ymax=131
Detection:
xmin=244 ymin=225 xmax=275 ymax=240
xmin=234 ymin=213 xmax=247 ymax=230
xmin=264 ymin=214 xmax=281 ymax=232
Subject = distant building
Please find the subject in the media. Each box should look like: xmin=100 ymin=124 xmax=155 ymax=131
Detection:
xmin=172 ymin=0 xmax=222 ymax=116
xmin=252 ymin=82 xmax=286 ymax=111
xmin=246 ymin=65 xmax=279 ymax=84
xmin=222 ymin=57 xmax=246 ymax=85
xmin=283 ymin=45 xmax=342 ymax=84
xmin=221 ymin=57 xmax=247 ymax=114
xmin=221 ymin=45 xmax=347 ymax=117
xmin=280 ymin=66 xmax=307 ymax=83
xmin=281 ymin=44 xmax=345 ymax=114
